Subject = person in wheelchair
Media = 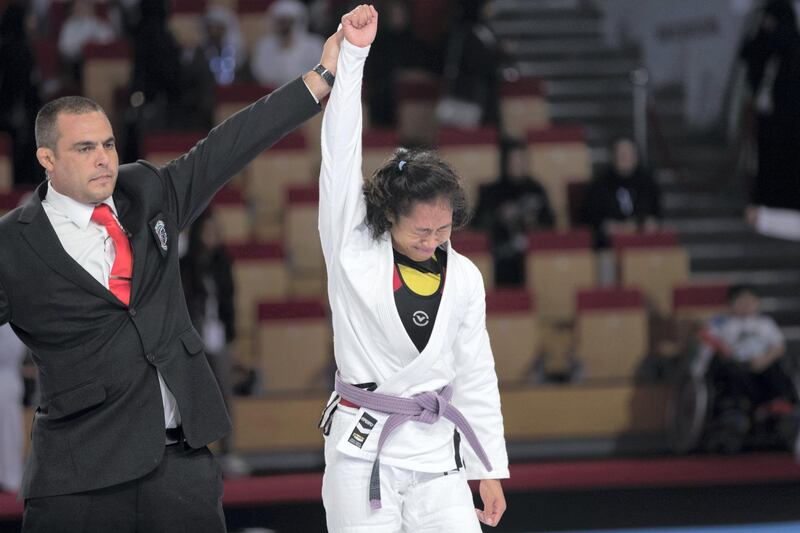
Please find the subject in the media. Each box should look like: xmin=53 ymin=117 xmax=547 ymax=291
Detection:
xmin=696 ymin=284 xmax=798 ymax=451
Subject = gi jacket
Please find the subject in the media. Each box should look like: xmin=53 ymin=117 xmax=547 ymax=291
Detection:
xmin=0 ymin=78 xmax=320 ymax=499
xmin=319 ymin=41 xmax=509 ymax=480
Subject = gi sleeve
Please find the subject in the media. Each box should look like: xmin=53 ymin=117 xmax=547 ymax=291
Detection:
xmin=159 ymin=77 xmax=321 ymax=231
xmin=451 ymin=266 xmax=510 ymax=480
xmin=754 ymin=206 xmax=800 ymax=242
xmin=318 ymin=39 xmax=370 ymax=266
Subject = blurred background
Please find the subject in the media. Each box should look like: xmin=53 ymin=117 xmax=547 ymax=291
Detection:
xmin=2 ymin=0 xmax=800 ymax=531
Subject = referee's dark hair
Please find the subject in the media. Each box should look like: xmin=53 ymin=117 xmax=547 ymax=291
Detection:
xmin=363 ymin=148 xmax=470 ymax=240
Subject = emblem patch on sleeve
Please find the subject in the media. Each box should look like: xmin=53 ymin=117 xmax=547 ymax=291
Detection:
xmin=348 ymin=412 xmax=377 ymax=449
xmin=148 ymin=214 xmax=169 ymax=257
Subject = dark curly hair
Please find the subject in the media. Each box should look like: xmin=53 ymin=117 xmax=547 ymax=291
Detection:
xmin=363 ymin=148 xmax=470 ymax=240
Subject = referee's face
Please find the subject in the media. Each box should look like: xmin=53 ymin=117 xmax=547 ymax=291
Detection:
xmin=39 ymin=111 xmax=119 ymax=205
xmin=390 ymin=197 xmax=453 ymax=262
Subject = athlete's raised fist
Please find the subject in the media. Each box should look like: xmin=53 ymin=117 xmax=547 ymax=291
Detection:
xmin=342 ymin=4 xmax=378 ymax=48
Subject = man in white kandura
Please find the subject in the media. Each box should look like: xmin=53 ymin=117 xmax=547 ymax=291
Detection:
xmin=316 ymin=5 xmax=509 ymax=532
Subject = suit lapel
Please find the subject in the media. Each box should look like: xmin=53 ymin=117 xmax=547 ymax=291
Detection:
xmin=18 ymin=185 xmax=122 ymax=306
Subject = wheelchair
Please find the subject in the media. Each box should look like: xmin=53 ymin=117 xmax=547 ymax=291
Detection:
xmin=667 ymin=349 xmax=800 ymax=454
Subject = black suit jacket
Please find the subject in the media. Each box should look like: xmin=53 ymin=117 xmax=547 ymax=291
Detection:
xmin=0 ymin=78 xmax=319 ymax=499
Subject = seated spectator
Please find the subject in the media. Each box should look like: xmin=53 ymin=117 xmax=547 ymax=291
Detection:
xmin=179 ymin=210 xmax=249 ymax=476
xmin=0 ymin=2 xmax=41 ymax=185
xmin=473 ymin=138 xmax=555 ymax=286
xmin=203 ymin=5 xmax=245 ymax=86
xmin=699 ymin=285 xmax=795 ymax=417
xmin=58 ymin=0 xmax=115 ymax=83
xmin=581 ymin=137 xmax=662 ymax=249
xmin=250 ymin=0 xmax=324 ymax=88
xmin=0 ymin=324 xmax=26 ymax=493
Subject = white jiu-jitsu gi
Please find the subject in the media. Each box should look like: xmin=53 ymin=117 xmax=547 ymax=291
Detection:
xmin=317 ymin=36 xmax=509 ymax=527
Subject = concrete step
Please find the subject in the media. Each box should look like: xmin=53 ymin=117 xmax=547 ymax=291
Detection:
xmin=545 ymin=78 xmax=635 ymax=101
xmin=663 ymin=195 xmax=743 ymax=218
xmin=495 ymin=18 xmax=603 ymax=39
xmin=548 ymin=98 xmax=683 ymax=123
xmin=494 ymin=0 xmax=598 ymax=16
xmin=509 ymin=38 xmax=624 ymax=58
xmin=518 ymin=58 xmax=640 ymax=79
xmin=513 ymin=43 xmax=639 ymax=62
xmin=689 ymin=242 xmax=800 ymax=272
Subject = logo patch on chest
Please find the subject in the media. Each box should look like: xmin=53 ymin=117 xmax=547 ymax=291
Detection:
xmin=412 ymin=310 xmax=430 ymax=327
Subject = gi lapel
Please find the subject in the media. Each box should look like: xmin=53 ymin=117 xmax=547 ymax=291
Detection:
xmin=377 ymin=240 xmax=455 ymax=396
xmin=17 ymin=187 xmax=121 ymax=306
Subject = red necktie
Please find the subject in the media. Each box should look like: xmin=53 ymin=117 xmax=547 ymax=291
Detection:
xmin=91 ymin=204 xmax=133 ymax=305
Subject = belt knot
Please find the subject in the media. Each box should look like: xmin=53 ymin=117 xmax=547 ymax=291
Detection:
xmin=415 ymin=385 xmax=452 ymax=424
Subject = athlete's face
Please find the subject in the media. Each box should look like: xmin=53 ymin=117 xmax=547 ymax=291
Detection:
xmin=36 ymin=111 xmax=119 ymax=204
xmin=390 ymin=197 xmax=453 ymax=262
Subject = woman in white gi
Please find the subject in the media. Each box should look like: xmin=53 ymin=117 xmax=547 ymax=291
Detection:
xmin=317 ymin=6 xmax=509 ymax=532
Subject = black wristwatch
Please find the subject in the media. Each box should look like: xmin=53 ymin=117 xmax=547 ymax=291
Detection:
xmin=313 ymin=64 xmax=335 ymax=87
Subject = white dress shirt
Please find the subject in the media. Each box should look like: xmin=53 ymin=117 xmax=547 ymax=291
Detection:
xmin=41 ymin=181 xmax=181 ymax=428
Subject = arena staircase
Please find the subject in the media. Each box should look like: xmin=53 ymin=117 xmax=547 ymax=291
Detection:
xmin=491 ymin=0 xmax=800 ymax=357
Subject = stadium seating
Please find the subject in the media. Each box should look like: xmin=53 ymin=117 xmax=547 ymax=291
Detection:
xmin=613 ymin=231 xmax=690 ymax=316
xmin=246 ymin=131 xmax=312 ymax=240
xmin=0 ymin=189 xmax=29 ymax=217
xmin=575 ymin=287 xmax=648 ymax=381
xmin=210 ymin=185 xmax=251 ymax=244
xmin=526 ymin=125 xmax=592 ymax=228
xmin=256 ymin=299 xmax=332 ymax=393
xmin=168 ymin=0 xmax=206 ymax=52
xmin=526 ymin=229 xmax=596 ymax=322
xmin=227 ymin=242 xmax=289 ymax=346
xmin=284 ymin=185 xmax=325 ymax=297
xmin=215 ymin=83 xmax=274 ymax=125
xmin=82 ymin=41 xmax=131 ymax=118
xmin=450 ymin=230 xmax=493 ymax=291
xmin=500 ymin=77 xmax=549 ymax=137
xmin=486 ymin=290 xmax=538 ymax=383
xmin=237 ymin=0 xmax=273 ymax=54
xmin=141 ymin=131 xmax=205 ymax=167
xmin=362 ymin=129 xmax=399 ymax=177
xmin=397 ymin=76 xmax=440 ymax=145
xmin=437 ymin=127 xmax=499 ymax=207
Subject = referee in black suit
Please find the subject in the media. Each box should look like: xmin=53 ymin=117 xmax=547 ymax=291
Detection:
xmin=0 ymin=13 xmax=347 ymax=532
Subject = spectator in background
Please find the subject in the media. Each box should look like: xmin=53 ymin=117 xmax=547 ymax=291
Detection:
xmin=364 ymin=0 xmax=436 ymax=127
xmin=127 ymin=0 xmax=181 ymax=153
xmin=697 ymin=285 xmax=795 ymax=449
xmin=203 ymin=5 xmax=245 ymax=86
xmin=473 ymin=138 xmax=554 ymax=286
xmin=740 ymin=0 xmax=800 ymax=211
xmin=0 ymin=324 xmax=26 ymax=493
xmin=581 ymin=137 xmax=661 ymax=249
xmin=179 ymin=210 xmax=248 ymax=476
xmin=0 ymin=2 xmax=41 ymax=185
xmin=250 ymin=0 xmax=324 ymax=88
xmin=58 ymin=0 xmax=115 ymax=83
xmin=175 ymin=14 xmax=216 ymax=131
xmin=438 ymin=0 xmax=503 ymax=128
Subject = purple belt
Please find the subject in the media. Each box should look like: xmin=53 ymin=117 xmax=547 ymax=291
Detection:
xmin=334 ymin=372 xmax=493 ymax=510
